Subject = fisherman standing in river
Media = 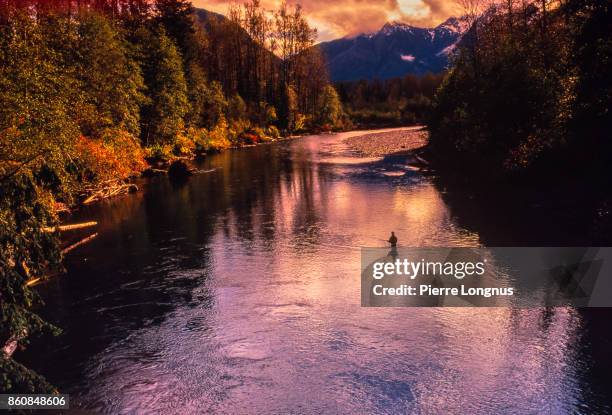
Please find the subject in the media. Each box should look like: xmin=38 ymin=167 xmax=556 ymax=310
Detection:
xmin=387 ymin=231 xmax=398 ymax=259
xmin=388 ymin=231 xmax=398 ymax=247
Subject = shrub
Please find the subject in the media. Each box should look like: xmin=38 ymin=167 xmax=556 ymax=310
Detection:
xmin=173 ymin=133 xmax=196 ymax=157
xmin=205 ymin=116 xmax=232 ymax=151
xmin=145 ymin=143 xmax=174 ymax=163
xmin=75 ymin=130 xmax=146 ymax=182
xmin=294 ymin=113 xmax=307 ymax=133
xmin=347 ymin=109 xmax=402 ymax=126
xmin=228 ymin=118 xmax=251 ymax=143
xmin=250 ymin=127 xmax=269 ymax=142
xmin=241 ymin=133 xmax=260 ymax=144
xmin=265 ymin=125 xmax=281 ymax=139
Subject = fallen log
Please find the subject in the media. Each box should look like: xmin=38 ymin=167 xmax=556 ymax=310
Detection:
xmin=193 ymin=168 xmax=217 ymax=175
xmin=83 ymin=183 xmax=137 ymax=205
xmin=25 ymin=277 xmax=42 ymax=287
xmin=43 ymin=221 xmax=97 ymax=233
xmin=61 ymin=232 xmax=98 ymax=255
xmin=142 ymin=168 xmax=167 ymax=177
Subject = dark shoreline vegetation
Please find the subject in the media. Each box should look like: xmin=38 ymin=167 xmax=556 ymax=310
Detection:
xmin=428 ymin=0 xmax=611 ymax=184
xmin=0 ymin=0 xmax=610 ymax=395
xmin=335 ymin=73 xmax=444 ymax=128
xmin=425 ymin=0 xmax=612 ymax=244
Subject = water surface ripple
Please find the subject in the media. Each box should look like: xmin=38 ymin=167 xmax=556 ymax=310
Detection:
xmin=22 ymin=129 xmax=612 ymax=414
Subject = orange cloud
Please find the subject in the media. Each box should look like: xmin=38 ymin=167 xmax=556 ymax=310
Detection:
xmin=193 ymin=0 xmax=462 ymax=41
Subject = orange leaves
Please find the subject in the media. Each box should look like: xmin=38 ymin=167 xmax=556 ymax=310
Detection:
xmin=75 ymin=130 xmax=146 ymax=182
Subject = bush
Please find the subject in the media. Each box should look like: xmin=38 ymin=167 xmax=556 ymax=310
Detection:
xmin=75 ymin=130 xmax=146 ymax=182
xmin=228 ymin=118 xmax=251 ymax=143
xmin=237 ymin=127 xmax=271 ymax=145
xmin=241 ymin=133 xmax=259 ymax=144
xmin=251 ymin=127 xmax=269 ymax=142
xmin=173 ymin=133 xmax=196 ymax=157
xmin=348 ymin=109 xmax=402 ymax=126
xmin=204 ymin=117 xmax=232 ymax=151
xmin=294 ymin=113 xmax=307 ymax=133
xmin=145 ymin=143 xmax=174 ymax=163
xmin=265 ymin=125 xmax=281 ymax=139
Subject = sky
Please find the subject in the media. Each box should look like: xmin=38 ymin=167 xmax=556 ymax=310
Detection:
xmin=193 ymin=0 xmax=462 ymax=41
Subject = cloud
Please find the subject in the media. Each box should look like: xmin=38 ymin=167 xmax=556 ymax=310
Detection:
xmin=398 ymin=0 xmax=462 ymax=27
xmin=193 ymin=0 xmax=462 ymax=41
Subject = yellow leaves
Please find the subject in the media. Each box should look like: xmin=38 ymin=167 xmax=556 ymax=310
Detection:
xmin=174 ymin=133 xmax=196 ymax=157
xmin=145 ymin=144 xmax=174 ymax=162
xmin=207 ymin=116 xmax=232 ymax=150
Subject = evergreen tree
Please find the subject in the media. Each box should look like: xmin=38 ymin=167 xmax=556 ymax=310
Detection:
xmin=140 ymin=27 xmax=189 ymax=146
xmin=76 ymin=12 xmax=146 ymax=138
xmin=228 ymin=94 xmax=247 ymax=121
xmin=184 ymin=61 xmax=210 ymax=129
xmin=154 ymin=0 xmax=195 ymax=54
xmin=203 ymin=81 xmax=228 ymax=129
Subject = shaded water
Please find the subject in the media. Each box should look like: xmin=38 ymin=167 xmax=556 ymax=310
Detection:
xmin=21 ymin=129 xmax=612 ymax=414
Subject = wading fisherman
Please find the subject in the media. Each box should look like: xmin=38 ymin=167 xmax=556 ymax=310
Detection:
xmin=387 ymin=231 xmax=399 ymax=259
xmin=388 ymin=232 xmax=398 ymax=248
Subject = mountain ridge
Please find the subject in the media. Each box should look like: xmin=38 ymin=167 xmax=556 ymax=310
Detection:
xmin=318 ymin=17 xmax=470 ymax=81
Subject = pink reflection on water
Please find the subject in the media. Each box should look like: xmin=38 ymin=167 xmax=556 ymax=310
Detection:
xmin=72 ymin=129 xmax=591 ymax=414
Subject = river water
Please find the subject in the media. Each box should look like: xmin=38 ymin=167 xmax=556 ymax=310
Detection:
xmin=21 ymin=129 xmax=612 ymax=414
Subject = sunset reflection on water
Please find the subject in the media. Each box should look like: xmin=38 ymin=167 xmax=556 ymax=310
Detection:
xmin=23 ymin=129 xmax=611 ymax=414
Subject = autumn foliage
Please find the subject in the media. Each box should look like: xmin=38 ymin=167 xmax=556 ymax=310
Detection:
xmin=75 ymin=132 xmax=146 ymax=183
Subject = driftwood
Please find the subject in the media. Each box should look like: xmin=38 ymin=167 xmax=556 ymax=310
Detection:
xmin=193 ymin=168 xmax=217 ymax=175
xmin=61 ymin=232 xmax=98 ymax=255
xmin=29 ymin=225 xmax=99 ymax=287
xmin=82 ymin=182 xmax=137 ymax=205
xmin=43 ymin=221 xmax=97 ymax=233
xmin=23 ymin=233 xmax=97 ymax=286
xmin=142 ymin=168 xmax=167 ymax=177
xmin=25 ymin=277 xmax=42 ymax=287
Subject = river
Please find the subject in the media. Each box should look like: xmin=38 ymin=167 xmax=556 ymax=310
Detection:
xmin=20 ymin=128 xmax=612 ymax=414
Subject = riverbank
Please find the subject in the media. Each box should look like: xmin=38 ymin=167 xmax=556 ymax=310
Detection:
xmin=343 ymin=126 xmax=428 ymax=157
xmin=63 ymin=127 xmax=428 ymax=213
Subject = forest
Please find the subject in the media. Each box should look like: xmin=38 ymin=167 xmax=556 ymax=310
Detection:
xmin=0 ymin=0 xmax=345 ymax=392
xmin=428 ymin=0 xmax=611 ymax=183
xmin=335 ymin=73 xmax=444 ymax=128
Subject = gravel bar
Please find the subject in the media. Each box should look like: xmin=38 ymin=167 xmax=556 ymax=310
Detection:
xmin=343 ymin=127 xmax=429 ymax=157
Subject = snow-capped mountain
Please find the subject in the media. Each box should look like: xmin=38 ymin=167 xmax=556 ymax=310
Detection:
xmin=318 ymin=17 xmax=470 ymax=81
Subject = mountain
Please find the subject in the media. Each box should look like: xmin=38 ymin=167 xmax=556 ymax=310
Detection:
xmin=318 ymin=17 xmax=471 ymax=81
